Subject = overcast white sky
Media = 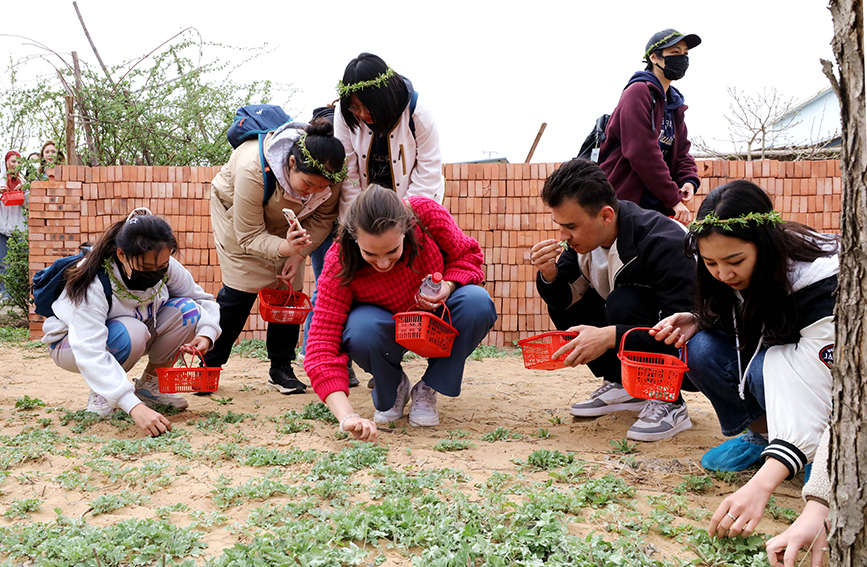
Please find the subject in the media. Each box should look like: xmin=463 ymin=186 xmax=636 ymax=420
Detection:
xmin=2 ymin=0 xmax=837 ymax=164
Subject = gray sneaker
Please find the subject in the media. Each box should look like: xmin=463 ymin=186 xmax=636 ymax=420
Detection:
xmin=86 ymin=390 xmax=114 ymax=418
xmin=135 ymin=372 xmax=189 ymax=410
xmin=569 ymin=381 xmax=647 ymax=417
xmin=408 ymin=381 xmax=439 ymax=427
xmin=626 ymin=400 xmax=692 ymax=442
xmin=373 ymin=373 xmax=411 ymax=424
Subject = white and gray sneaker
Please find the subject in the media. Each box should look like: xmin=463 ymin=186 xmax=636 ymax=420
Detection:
xmin=626 ymin=400 xmax=692 ymax=442
xmin=135 ymin=372 xmax=189 ymax=410
xmin=85 ymin=390 xmax=114 ymax=417
xmin=409 ymin=380 xmax=439 ymax=427
xmin=569 ymin=381 xmax=648 ymax=417
xmin=373 ymin=372 xmax=411 ymax=424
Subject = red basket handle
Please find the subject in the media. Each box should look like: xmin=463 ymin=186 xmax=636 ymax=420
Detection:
xmin=619 ymin=326 xmax=687 ymax=366
xmin=168 ymin=347 xmax=207 ymax=368
xmin=398 ymin=301 xmax=453 ymax=327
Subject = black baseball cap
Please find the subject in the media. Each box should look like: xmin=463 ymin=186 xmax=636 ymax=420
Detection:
xmin=644 ymin=29 xmax=702 ymax=61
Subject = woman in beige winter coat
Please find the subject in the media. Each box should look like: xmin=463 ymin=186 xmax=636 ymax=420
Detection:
xmin=204 ymin=118 xmax=346 ymax=394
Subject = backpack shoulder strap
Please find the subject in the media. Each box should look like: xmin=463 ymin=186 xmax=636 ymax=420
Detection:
xmin=258 ymin=133 xmax=277 ymax=206
xmin=408 ymin=90 xmax=419 ymax=139
xmin=96 ymin=266 xmax=113 ymax=311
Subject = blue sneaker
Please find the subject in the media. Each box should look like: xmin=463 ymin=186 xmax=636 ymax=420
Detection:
xmin=701 ymin=430 xmax=768 ymax=472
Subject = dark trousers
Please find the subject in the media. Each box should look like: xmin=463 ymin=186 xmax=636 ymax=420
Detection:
xmin=203 ymin=284 xmax=298 ymax=369
xmin=548 ymin=285 xmax=694 ymax=397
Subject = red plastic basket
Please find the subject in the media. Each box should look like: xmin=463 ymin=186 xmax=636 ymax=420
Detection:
xmin=157 ymin=348 xmax=221 ymax=393
xmin=617 ymin=327 xmax=688 ymax=402
xmin=1 ymin=190 xmax=25 ymax=206
xmin=393 ymin=304 xmax=458 ymax=358
xmin=517 ymin=331 xmax=579 ymax=370
xmin=258 ymin=288 xmax=312 ymax=324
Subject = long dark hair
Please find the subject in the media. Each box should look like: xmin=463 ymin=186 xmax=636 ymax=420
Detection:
xmin=339 ymin=53 xmax=409 ymax=136
xmin=335 ymin=185 xmax=423 ymax=286
xmin=65 ymin=214 xmax=178 ymax=304
xmin=285 ymin=118 xmax=345 ymax=181
xmin=687 ymin=180 xmax=837 ymax=345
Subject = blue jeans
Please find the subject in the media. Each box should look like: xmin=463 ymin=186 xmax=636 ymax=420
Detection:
xmin=686 ymin=330 xmax=767 ymax=436
xmin=342 ymin=285 xmax=497 ymax=411
xmin=302 ymin=235 xmax=333 ymax=355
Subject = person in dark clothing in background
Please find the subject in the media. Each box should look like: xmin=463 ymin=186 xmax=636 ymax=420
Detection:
xmin=530 ymin=158 xmax=696 ymax=442
xmin=599 ymin=29 xmax=701 ymax=225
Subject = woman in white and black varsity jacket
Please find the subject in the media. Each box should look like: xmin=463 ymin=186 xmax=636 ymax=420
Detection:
xmin=651 ymin=180 xmax=837 ymax=539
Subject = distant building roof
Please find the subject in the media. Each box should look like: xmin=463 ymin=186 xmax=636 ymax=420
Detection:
xmin=769 ymin=87 xmax=841 ymax=149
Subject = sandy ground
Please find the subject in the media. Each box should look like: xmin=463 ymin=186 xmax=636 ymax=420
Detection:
xmin=0 ymin=343 xmax=807 ymax=563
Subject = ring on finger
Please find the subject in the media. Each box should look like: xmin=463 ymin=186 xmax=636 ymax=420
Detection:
xmin=726 ymin=512 xmax=737 ymax=521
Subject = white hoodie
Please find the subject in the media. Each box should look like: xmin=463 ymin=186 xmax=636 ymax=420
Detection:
xmin=41 ymin=257 xmax=221 ymax=413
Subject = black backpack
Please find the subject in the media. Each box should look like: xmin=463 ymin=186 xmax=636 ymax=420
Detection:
xmin=226 ymin=105 xmax=293 ymax=206
xmin=576 ymin=91 xmax=658 ymax=163
xmin=32 ymin=251 xmax=112 ymax=318
xmin=576 ymin=114 xmax=611 ymax=163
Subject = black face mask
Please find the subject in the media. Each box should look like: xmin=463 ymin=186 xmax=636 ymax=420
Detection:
xmin=117 ymin=258 xmax=168 ymax=290
xmin=657 ymin=54 xmax=689 ymax=81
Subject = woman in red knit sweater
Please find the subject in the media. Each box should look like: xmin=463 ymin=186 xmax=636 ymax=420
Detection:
xmin=304 ymin=185 xmax=497 ymax=442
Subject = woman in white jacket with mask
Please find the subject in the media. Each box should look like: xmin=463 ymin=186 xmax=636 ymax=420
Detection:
xmin=42 ymin=209 xmax=221 ymax=436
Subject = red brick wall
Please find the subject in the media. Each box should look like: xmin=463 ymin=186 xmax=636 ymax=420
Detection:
xmin=29 ymin=160 xmax=842 ymax=346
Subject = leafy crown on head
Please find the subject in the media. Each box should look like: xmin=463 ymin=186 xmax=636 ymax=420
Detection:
xmin=689 ymin=210 xmax=785 ymax=233
xmin=336 ymin=67 xmax=396 ymax=98
xmin=644 ymin=31 xmax=682 ymax=60
xmin=297 ymin=133 xmax=348 ymax=184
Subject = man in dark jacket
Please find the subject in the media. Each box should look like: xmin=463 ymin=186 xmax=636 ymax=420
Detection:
xmin=599 ymin=29 xmax=701 ymax=225
xmin=530 ymin=158 xmax=696 ymax=441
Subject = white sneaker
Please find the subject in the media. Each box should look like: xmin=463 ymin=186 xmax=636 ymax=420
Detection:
xmin=626 ymin=400 xmax=692 ymax=442
xmin=373 ymin=373 xmax=411 ymax=424
xmin=135 ymin=372 xmax=189 ymax=410
xmin=569 ymin=381 xmax=648 ymax=417
xmin=85 ymin=390 xmax=115 ymax=417
xmin=408 ymin=381 xmax=439 ymax=427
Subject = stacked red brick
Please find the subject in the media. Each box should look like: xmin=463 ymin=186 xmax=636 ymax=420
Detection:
xmin=29 ymin=160 xmax=842 ymax=346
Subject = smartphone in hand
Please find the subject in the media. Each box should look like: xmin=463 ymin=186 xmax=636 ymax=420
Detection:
xmin=282 ymin=208 xmax=298 ymax=231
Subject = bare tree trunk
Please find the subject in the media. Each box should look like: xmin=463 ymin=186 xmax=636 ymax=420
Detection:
xmin=825 ymin=1 xmax=867 ymax=566
xmin=72 ymin=51 xmax=99 ymax=166
xmin=64 ymin=96 xmax=76 ymax=166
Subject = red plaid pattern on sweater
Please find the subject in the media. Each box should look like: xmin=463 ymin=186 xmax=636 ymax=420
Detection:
xmin=304 ymin=197 xmax=486 ymax=402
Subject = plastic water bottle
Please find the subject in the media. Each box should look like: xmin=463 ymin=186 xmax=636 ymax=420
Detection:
xmin=417 ymin=272 xmax=443 ymax=302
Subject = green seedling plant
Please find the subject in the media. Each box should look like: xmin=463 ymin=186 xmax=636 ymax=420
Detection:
xmin=767 ymin=495 xmax=798 ymax=524
xmin=517 ymin=449 xmax=575 ymax=471
xmin=433 ymin=440 xmax=474 ymax=452
xmin=87 ymin=490 xmax=149 ymax=515
xmin=4 ymin=498 xmax=43 ymax=518
xmin=14 ymin=396 xmax=45 ymax=410
xmin=531 ymin=428 xmax=553 ymax=438
xmin=231 ymin=338 xmax=268 ymax=360
xmin=609 ymin=438 xmax=639 ymax=454
xmin=446 ymin=428 xmax=470 ymax=438
xmin=481 ymin=426 xmax=522 ymax=442
xmin=213 ymin=396 xmax=234 ymax=405
xmin=300 ymin=401 xmax=339 ymax=424
xmin=548 ymin=461 xmax=587 ymax=483
xmin=468 ymin=344 xmax=509 ymax=361
xmin=674 ymin=474 xmax=715 ymax=494
xmin=156 ymin=502 xmax=191 ymax=520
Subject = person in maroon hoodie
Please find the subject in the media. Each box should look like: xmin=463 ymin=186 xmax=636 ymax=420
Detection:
xmin=599 ymin=29 xmax=701 ymax=225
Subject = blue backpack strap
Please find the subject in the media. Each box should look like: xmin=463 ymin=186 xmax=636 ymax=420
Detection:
xmin=96 ymin=267 xmax=113 ymax=312
xmin=408 ymin=90 xmax=418 ymax=138
xmin=258 ymin=133 xmax=277 ymax=206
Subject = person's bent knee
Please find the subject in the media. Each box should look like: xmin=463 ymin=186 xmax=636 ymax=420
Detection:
xmin=106 ymin=318 xmax=149 ymax=370
xmin=344 ymin=305 xmax=395 ymax=353
xmin=451 ymin=285 xmax=497 ymax=325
